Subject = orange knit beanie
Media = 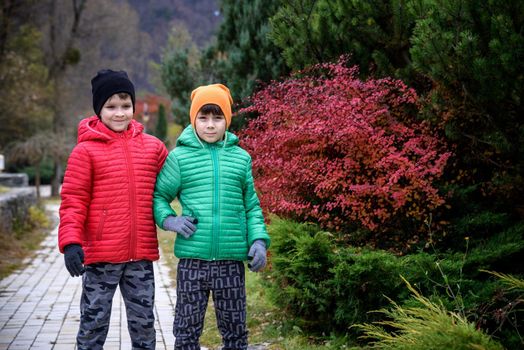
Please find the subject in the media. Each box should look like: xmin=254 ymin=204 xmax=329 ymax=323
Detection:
xmin=190 ymin=84 xmax=234 ymax=128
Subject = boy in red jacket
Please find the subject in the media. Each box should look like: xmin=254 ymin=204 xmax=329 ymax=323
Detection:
xmin=58 ymin=69 xmax=168 ymax=350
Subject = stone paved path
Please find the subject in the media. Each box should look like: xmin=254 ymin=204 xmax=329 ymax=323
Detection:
xmin=0 ymin=203 xmax=177 ymax=350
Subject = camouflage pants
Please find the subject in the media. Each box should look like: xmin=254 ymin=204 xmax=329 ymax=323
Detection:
xmin=77 ymin=260 xmax=156 ymax=350
xmin=174 ymin=259 xmax=247 ymax=350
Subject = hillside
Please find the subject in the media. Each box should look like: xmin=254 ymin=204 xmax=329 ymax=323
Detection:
xmin=128 ymin=0 xmax=221 ymax=59
xmin=116 ymin=0 xmax=220 ymax=92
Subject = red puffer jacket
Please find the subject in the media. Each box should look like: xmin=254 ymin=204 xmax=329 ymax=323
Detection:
xmin=58 ymin=116 xmax=168 ymax=264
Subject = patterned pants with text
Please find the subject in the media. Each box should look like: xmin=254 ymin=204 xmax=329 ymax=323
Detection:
xmin=77 ymin=260 xmax=156 ymax=350
xmin=174 ymin=259 xmax=247 ymax=350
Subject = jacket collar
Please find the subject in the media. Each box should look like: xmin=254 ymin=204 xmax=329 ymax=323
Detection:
xmin=77 ymin=116 xmax=143 ymax=143
xmin=176 ymin=125 xmax=239 ymax=149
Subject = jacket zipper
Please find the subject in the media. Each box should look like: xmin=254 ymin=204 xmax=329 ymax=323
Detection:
xmin=121 ymin=134 xmax=138 ymax=260
xmin=210 ymin=145 xmax=220 ymax=260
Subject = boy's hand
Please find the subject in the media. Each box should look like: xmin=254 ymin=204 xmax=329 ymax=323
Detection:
xmin=64 ymin=244 xmax=85 ymax=277
xmin=163 ymin=215 xmax=198 ymax=238
xmin=247 ymin=240 xmax=267 ymax=272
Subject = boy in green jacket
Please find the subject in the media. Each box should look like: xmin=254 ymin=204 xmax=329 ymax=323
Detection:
xmin=153 ymin=83 xmax=270 ymax=350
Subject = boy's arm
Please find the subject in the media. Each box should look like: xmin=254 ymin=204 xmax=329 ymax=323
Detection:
xmin=156 ymin=141 xmax=168 ymax=170
xmin=58 ymin=145 xmax=92 ymax=253
xmin=243 ymin=157 xmax=271 ymax=248
xmin=153 ymin=151 xmax=181 ymax=228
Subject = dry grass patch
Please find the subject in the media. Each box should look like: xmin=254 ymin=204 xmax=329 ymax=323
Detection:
xmin=0 ymin=204 xmax=54 ymax=279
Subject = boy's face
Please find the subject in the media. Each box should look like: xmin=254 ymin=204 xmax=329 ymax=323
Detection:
xmin=99 ymin=94 xmax=133 ymax=132
xmin=195 ymin=112 xmax=226 ymax=143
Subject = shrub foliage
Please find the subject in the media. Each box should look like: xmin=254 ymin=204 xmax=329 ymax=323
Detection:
xmin=264 ymin=217 xmax=524 ymax=347
xmin=240 ymin=58 xmax=451 ymax=241
xmin=356 ymin=277 xmax=505 ymax=350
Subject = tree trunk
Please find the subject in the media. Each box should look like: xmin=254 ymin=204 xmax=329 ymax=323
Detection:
xmin=50 ymin=74 xmax=65 ymax=197
xmin=47 ymin=0 xmax=87 ymax=197
xmin=51 ymin=162 xmax=62 ymax=197
xmin=35 ymin=163 xmax=41 ymax=202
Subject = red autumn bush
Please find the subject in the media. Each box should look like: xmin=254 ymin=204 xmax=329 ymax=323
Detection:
xmin=239 ymin=57 xmax=451 ymax=237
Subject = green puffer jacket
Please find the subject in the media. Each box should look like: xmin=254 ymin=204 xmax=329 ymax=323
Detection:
xmin=153 ymin=125 xmax=270 ymax=261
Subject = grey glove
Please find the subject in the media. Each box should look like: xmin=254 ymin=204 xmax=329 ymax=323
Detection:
xmin=247 ymin=240 xmax=267 ymax=272
xmin=163 ymin=215 xmax=198 ymax=238
xmin=64 ymin=244 xmax=85 ymax=277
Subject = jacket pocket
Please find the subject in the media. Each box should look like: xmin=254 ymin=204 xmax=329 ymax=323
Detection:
xmin=184 ymin=207 xmax=197 ymax=220
xmin=96 ymin=207 xmax=108 ymax=241
xmin=238 ymin=212 xmax=247 ymax=240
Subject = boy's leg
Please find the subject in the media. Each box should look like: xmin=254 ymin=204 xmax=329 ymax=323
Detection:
xmin=77 ymin=262 xmax=123 ymax=350
xmin=119 ymin=260 xmax=156 ymax=350
xmin=211 ymin=261 xmax=248 ymax=350
xmin=174 ymin=259 xmax=210 ymax=350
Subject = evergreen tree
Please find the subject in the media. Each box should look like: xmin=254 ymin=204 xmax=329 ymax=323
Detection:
xmin=409 ymin=0 xmax=524 ymax=219
xmin=160 ymin=24 xmax=202 ymax=127
xmin=269 ymin=0 xmax=416 ymax=80
xmin=0 ymin=24 xmax=51 ymax=151
xmin=160 ymin=1 xmax=288 ymax=129
xmin=207 ymin=0 xmax=288 ymax=104
xmin=155 ymin=103 xmax=167 ymax=143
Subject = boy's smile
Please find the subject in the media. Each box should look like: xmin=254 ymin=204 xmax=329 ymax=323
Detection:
xmin=100 ymin=94 xmax=134 ymax=132
xmin=195 ymin=112 xmax=226 ymax=143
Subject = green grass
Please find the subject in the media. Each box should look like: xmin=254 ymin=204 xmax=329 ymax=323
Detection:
xmin=167 ymin=124 xmax=183 ymax=147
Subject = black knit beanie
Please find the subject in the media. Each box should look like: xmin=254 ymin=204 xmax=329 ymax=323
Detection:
xmin=91 ymin=69 xmax=135 ymax=117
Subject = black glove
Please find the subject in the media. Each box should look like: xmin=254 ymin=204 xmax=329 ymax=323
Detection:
xmin=64 ymin=244 xmax=85 ymax=277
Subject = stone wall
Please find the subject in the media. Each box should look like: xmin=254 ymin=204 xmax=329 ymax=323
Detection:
xmin=0 ymin=174 xmax=36 ymax=234
xmin=0 ymin=173 xmax=29 ymax=187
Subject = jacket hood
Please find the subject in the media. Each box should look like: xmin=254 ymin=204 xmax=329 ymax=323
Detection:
xmin=176 ymin=125 xmax=239 ymax=149
xmin=77 ymin=115 xmax=143 ymax=143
